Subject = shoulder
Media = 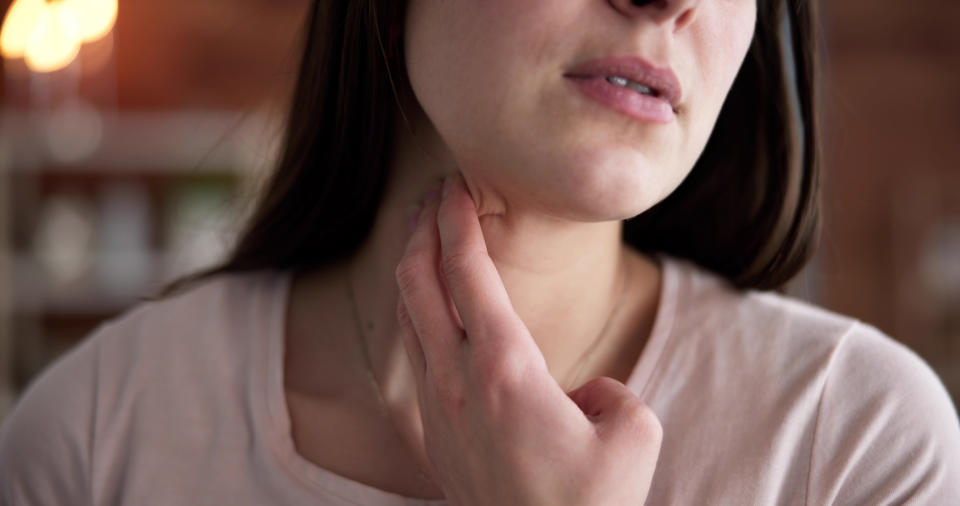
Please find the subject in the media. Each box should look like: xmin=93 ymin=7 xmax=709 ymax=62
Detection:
xmin=0 ymin=326 xmax=101 ymax=504
xmin=662 ymin=256 xmax=862 ymax=370
xmin=660 ymin=257 xmax=960 ymax=502
xmin=91 ymin=269 xmax=287 ymax=374
xmin=76 ymin=268 xmax=288 ymax=415
xmin=807 ymin=322 xmax=960 ymax=503
xmin=0 ymin=269 xmax=289 ymax=503
xmin=113 ymin=269 xmax=284 ymax=339
xmin=666 ymin=256 xmax=957 ymax=417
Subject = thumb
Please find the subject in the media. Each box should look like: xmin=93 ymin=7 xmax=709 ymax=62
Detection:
xmin=567 ymin=377 xmax=663 ymax=442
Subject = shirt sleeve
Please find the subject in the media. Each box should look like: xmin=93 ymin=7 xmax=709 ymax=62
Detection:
xmin=805 ymin=323 xmax=960 ymax=505
xmin=0 ymin=327 xmax=102 ymax=506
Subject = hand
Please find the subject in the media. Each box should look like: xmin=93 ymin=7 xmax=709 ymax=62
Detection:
xmin=394 ymin=173 xmax=662 ymax=506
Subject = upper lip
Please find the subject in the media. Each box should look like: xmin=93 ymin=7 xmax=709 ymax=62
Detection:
xmin=564 ymin=56 xmax=682 ymax=110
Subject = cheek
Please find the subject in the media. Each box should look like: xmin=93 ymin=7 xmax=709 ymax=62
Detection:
xmin=679 ymin=3 xmax=757 ymax=160
xmin=405 ymin=1 xmax=523 ymax=125
xmin=694 ymin=3 xmax=756 ymax=112
xmin=404 ymin=0 xmax=576 ymax=153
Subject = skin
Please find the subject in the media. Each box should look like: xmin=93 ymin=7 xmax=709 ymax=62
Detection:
xmin=284 ymin=0 xmax=757 ymax=501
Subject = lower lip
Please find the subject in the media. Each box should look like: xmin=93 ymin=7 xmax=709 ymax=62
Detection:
xmin=564 ymin=76 xmax=675 ymax=124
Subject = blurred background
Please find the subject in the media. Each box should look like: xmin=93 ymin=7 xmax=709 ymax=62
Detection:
xmin=0 ymin=0 xmax=957 ymax=420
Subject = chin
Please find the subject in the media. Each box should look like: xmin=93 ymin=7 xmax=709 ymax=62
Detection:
xmin=525 ymin=173 xmax=672 ymax=224
xmin=541 ymin=149 xmax=682 ymax=222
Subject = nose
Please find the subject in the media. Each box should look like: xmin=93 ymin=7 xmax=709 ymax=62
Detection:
xmin=608 ymin=0 xmax=699 ymax=31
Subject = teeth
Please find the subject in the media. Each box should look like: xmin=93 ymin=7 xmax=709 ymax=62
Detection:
xmin=607 ymin=76 xmax=630 ymax=87
xmin=605 ymin=76 xmax=655 ymax=96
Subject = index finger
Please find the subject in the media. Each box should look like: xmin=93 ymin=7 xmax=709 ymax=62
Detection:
xmin=435 ymin=174 xmax=530 ymax=348
xmin=395 ymin=190 xmax=465 ymax=380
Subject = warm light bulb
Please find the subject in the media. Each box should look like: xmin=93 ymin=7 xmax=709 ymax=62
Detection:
xmin=62 ymin=0 xmax=117 ymax=43
xmin=24 ymin=2 xmax=81 ymax=72
xmin=0 ymin=0 xmax=46 ymax=58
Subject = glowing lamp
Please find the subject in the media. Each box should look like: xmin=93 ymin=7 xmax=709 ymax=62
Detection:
xmin=1 ymin=0 xmax=117 ymax=73
xmin=0 ymin=0 xmax=46 ymax=58
xmin=24 ymin=2 xmax=81 ymax=72
xmin=63 ymin=0 xmax=117 ymax=43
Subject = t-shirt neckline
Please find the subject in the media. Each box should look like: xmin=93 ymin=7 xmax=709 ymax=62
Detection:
xmin=258 ymin=254 xmax=678 ymax=504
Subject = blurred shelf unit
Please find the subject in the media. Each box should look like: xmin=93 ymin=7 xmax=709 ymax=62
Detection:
xmin=10 ymin=168 xmax=240 ymax=311
xmin=1 ymin=108 xmax=282 ymax=389
xmin=1 ymin=108 xmax=280 ymax=175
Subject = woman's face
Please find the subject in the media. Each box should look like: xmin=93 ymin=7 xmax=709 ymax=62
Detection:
xmin=404 ymin=0 xmax=757 ymax=221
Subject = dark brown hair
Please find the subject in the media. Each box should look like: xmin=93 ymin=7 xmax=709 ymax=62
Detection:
xmin=163 ymin=0 xmax=820 ymax=295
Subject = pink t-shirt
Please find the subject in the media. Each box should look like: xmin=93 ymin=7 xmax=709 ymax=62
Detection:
xmin=2 ymin=256 xmax=959 ymax=505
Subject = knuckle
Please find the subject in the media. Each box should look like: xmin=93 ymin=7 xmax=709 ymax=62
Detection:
xmin=620 ymin=401 xmax=663 ymax=444
xmin=395 ymin=299 xmax=412 ymax=328
xmin=440 ymin=249 xmax=483 ymax=283
xmin=592 ymin=376 xmax=623 ymax=391
xmin=470 ymin=348 xmax=532 ymax=410
xmin=473 ymin=347 xmax=529 ymax=387
xmin=395 ymin=257 xmax=429 ymax=294
xmin=432 ymin=376 xmax=467 ymax=416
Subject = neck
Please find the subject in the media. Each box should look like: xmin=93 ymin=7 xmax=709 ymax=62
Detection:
xmin=338 ymin=110 xmax=660 ymax=414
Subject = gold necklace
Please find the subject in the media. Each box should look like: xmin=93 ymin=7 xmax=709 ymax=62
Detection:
xmin=344 ymin=264 xmax=436 ymax=490
xmin=559 ymin=254 xmax=630 ymax=392
xmin=344 ymin=253 xmax=629 ymax=467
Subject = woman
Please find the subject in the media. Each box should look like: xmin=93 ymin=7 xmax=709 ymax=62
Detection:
xmin=2 ymin=0 xmax=959 ymax=504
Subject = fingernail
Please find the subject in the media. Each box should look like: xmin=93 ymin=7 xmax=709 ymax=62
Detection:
xmin=405 ymin=204 xmax=421 ymax=234
xmin=441 ymin=175 xmax=455 ymax=198
xmin=423 ymin=186 xmax=441 ymax=206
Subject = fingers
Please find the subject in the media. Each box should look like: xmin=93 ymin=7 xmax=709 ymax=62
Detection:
xmin=395 ymin=184 xmax=465 ymax=381
xmin=435 ymin=174 xmax=529 ymax=347
xmin=396 ymin=298 xmax=426 ymax=379
xmin=567 ymin=377 xmax=663 ymax=445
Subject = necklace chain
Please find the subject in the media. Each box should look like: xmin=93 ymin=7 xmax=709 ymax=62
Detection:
xmin=559 ymin=254 xmax=630 ymax=392
xmin=343 ymin=254 xmax=629 ymax=476
xmin=344 ymin=264 xmax=436 ymax=488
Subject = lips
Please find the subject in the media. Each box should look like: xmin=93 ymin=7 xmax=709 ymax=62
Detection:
xmin=563 ymin=57 xmax=682 ymax=111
